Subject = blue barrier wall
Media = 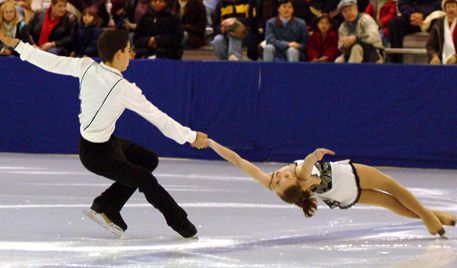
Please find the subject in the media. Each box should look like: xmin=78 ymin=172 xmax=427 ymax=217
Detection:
xmin=1 ymin=57 xmax=456 ymax=169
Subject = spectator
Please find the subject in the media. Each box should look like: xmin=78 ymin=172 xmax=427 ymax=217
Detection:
xmin=111 ymin=0 xmax=127 ymax=26
xmin=335 ymin=0 xmax=384 ymax=63
xmin=365 ymin=0 xmax=398 ymax=47
xmin=118 ymin=0 xmax=150 ymax=33
xmin=71 ymin=8 xmax=100 ymax=57
xmin=307 ymin=14 xmax=340 ymax=62
xmin=263 ymin=0 xmax=308 ymax=62
xmin=388 ymin=0 xmax=441 ymax=63
xmin=133 ymin=0 xmax=183 ymax=59
xmin=28 ymin=0 xmax=77 ymax=55
xmin=67 ymin=0 xmax=110 ymax=27
xmin=426 ymin=0 xmax=457 ymax=64
xmin=14 ymin=0 xmax=34 ymax=23
xmin=211 ymin=0 xmax=260 ymax=60
xmin=171 ymin=0 xmax=207 ymax=48
xmin=0 ymin=0 xmax=27 ymax=56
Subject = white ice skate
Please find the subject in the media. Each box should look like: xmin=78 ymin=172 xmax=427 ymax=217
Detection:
xmin=83 ymin=209 xmax=125 ymax=238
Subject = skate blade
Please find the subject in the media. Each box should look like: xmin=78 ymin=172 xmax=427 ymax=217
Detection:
xmin=83 ymin=209 xmax=125 ymax=238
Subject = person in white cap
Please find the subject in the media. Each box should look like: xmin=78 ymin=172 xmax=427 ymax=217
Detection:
xmin=426 ymin=0 xmax=457 ymax=64
xmin=335 ymin=0 xmax=384 ymax=63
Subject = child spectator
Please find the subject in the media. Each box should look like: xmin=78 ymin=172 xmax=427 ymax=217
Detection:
xmin=307 ymin=14 xmax=340 ymax=62
xmin=365 ymin=0 xmax=397 ymax=46
xmin=263 ymin=0 xmax=308 ymax=62
xmin=426 ymin=0 xmax=457 ymax=64
xmin=335 ymin=0 xmax=383 ymax=63
xmin=71 ymin=8 xmax=100 ymax=57
xmin=0 ymin=0 xmax=27 ymax=56
xmin=133 ymin=0 xmax=183 ymax=59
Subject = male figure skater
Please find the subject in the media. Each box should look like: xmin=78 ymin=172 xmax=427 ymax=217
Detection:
xmin=0 ymin=30 xmax=207 ymax=238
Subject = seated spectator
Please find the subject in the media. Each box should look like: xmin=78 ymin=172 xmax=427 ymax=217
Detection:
xmin=263 ymin=0 xmax=308 ymax=62
xmin=388 ymin=0 xmax=441 ymax=63
xmin=171 ymin=0 xmax=207 ymax=48
xmin=0 ymin=0 xmax=27 ymax=56
xmin=71 ymin=8 xmax=100 ymax=57
xmin=111 ymin=0 xmax=127 ymax=26
xmin=117 ymin=0 xmax=150 ymax=33
xmin=67 ymin=0 xmax=110 ymax=27
xmin=133 ymin=0 xmax=183 ymax=59
xmin=426 ymin=0 xmax=457 ymax=64
xmin=335 ymin=0 xmax=384 ymax=63
xmin=365 ymin=0 xmax=397 ymax=47
xmin=28 ymin=0 xmax=77 ymax=55
xmin=210 ymin=0 xmax=260 ymax=61
xmin=307 ymin=14 xmax=340 ymax=62
xmin=14 ymin=0 xmax=34 ymax=23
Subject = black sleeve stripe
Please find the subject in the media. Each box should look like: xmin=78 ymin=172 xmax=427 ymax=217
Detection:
xmin=79 ymin=62 xmax=96 ymax=90
xmin=83 ymin=78 xmax=124 ymax=131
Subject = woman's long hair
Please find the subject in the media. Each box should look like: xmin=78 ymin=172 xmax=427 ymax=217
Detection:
xmin=0 ymin=1 xmax=20 ymax=32
xmin=279 ymin=183 xmax=317 ymax=218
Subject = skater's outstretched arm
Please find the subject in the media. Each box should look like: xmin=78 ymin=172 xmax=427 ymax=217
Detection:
xmin=0 ymin=31 xmax=92 ymax=78
xmin=208 ymin=139 xmax=271 ymax=188
xmin=296 ymin=148 xmax=335 ymax=180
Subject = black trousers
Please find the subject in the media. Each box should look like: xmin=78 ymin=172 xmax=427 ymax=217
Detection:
xmin=78 ymin=135 xmax=188 ymax=227
xmin=388 ymin=16 xmax=421 ymax=63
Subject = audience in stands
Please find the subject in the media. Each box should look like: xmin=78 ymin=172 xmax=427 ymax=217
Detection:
xmin=335 ymin=0 xmax=384 ymax=63
xmin=171 ymin=0 xmax=207 ymax=48
xmin=28 ymin=0 xmax=77 ymax=55
xmin=0 ymin=0 xmax=28 ymax=56
xmin=426 ymin=0 xmax=457 ymax=64
xmin=71 ymin=8 xmax=100 ymax=57
xmin=365 ymin=0 xmax=397 ymax=47
xmin=14 ymin=0 xmax=34 ymax=23
xmin=133 ymin=0 xmax=183 ymax=59
xmin=110 ymin=0 xmax=127 ymax=26
xmin=263 ymin=0 xmax=308 ymax=62
xmin=211 ymin=0 xmax=260 ymax=60
xmin=307 ymin=14 xmax=340 ymax=62
xmin=389 ymin=0 xmax=441 ymax=63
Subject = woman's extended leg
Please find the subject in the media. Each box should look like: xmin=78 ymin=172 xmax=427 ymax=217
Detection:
xmin=354 ymin=164 xmax=445 ymax=236
xmin=358 ymin=189 xmax=456 ymax=226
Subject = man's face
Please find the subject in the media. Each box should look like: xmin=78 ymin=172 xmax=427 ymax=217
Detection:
xmin=278 ymin=2 xmax=294 ymax=19
xmin=341 ymin=4 xmax=358 ymax=22
xmin=446 ymin=3 xmax=457 ymax=18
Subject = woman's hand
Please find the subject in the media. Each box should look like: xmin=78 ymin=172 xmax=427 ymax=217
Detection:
xmin=0 ymin=31 xmax=20 ymax=48
xmin=312 ymin=148 xmax=335 ymax=161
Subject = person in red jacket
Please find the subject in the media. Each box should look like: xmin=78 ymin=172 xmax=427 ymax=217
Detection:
xmin=307 ymin=14 xmax=340 ymax=62
xmin=365 ymin=0 xmax=397 ymax=46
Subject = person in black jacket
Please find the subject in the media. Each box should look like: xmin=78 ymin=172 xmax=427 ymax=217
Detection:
xmin=28 ymin=0 xmax=77 ymax=56
xmin=71 ymin=8 xmax=101 ymax=57
xmin=171 ymin=0 xmax=207 ymax=48
xmin=133 ymin=0 xmax=183 ymax=59
xmin=0 ymin=1 xmax=29 ymax=56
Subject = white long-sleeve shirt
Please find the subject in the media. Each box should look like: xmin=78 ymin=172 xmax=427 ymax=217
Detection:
xmin=15 ymin=41 xmax=197 ymax=144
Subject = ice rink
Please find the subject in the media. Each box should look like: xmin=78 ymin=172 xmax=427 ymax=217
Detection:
xmin=0 ymin=153 xmax=456 ymax=267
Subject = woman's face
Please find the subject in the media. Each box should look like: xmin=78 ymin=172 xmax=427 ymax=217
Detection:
xmin=151 ymin=0 xmax=167 ymax=12
xmin=83 ymin=13 xmax=94 ymax=26
xmin=2 ymin=5 xmax=16 ymax=23
xmin=277 ymin=2 xmax=294 ymax=19
xmin=271 ymin=166 xmax=299 ymax=195
xmin=51 ymin=1 xmax=68 ymax=18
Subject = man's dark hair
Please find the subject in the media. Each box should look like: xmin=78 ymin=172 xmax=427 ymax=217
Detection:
xmin=97 ymin=29 xmax=130 ymax=63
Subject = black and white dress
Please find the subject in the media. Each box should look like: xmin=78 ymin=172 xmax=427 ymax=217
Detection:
xmin=295 ymin=159 xmax=362 ymax=209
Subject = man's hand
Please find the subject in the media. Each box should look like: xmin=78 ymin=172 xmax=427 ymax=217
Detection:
xmin=0 ymin=31 xmax=20 ymax=48
xmin=430 ymin=55 xmax=441 ymax=64
xmin=191 ymin=132 xmax=208 ymax=149
xmin=342 ymin=35 xmax=357 ymax=48
xmin=288 ymin=41 xmax=301 ymax=49
xmin=39 ymin=42 xmax=55 ymax=51
xmin=148 ymin=37 xmax=156 ymax=48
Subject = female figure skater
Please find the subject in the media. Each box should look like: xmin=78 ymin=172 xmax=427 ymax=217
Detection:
xmin=207 ymin=139 xmax=455 ymax=237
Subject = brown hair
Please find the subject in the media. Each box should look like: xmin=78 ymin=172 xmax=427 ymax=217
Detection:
xmin=81 ymin=8 xmax=99 ymax=26
xmin=278 ymin=184 xmax=317 ymax=218
xmin=97 ymin=29 xmax=130 ymax=63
